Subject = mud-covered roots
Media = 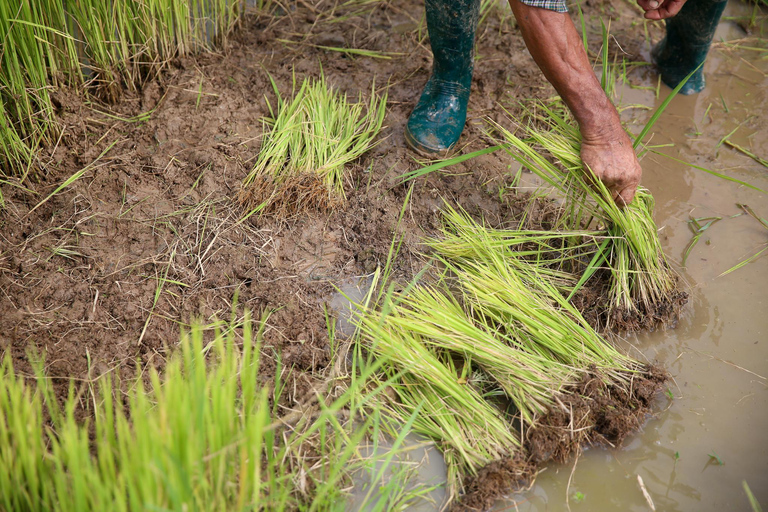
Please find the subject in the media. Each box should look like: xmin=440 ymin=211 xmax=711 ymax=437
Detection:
xmin=455 ymin=365 xmax=668 ymax=511
xmin=572 ymin=269 xmax=690 ymax=332
xmin=238 ymin=172 xmax=344 ymax=217
xmin=525 ymin=365 xmax=668 ymax=463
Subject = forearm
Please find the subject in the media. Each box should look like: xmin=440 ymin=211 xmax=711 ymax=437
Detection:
xmin=508 ymin=0 xmax=621 ymax=140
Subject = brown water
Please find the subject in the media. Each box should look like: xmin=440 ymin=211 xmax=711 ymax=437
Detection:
xmin=500 ymin=10 xmax=768 ymax=512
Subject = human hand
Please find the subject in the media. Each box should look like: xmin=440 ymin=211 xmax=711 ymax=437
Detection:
xmin=580 ymin=128 xmax=642 ymax=207
xmin=636 ymin=0 xmax=687 ymax=20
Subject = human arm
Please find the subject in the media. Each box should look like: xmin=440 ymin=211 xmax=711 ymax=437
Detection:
xmin=508 ymin=0 xmax=641 ymax=205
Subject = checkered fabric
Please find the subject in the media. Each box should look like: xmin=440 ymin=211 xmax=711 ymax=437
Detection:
xmin=519 ymin=0 xmax=568 ymax=12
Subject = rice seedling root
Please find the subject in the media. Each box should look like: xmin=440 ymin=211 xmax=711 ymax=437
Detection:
xmin=454 ymin=366 xmax=667 ymax=511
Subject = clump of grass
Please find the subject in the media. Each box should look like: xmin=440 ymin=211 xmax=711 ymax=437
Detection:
xmin=240 ymin=74 xmax=386 ymax=216
xmin=0 ymin=312 xmax=430 ymax=511
xmin=0 ymin=0 xmax=78 ymax=175
xmin=66 ymin=0 xmax=246 ymax=101
xmin=491 ymin=101 xmax=678 ymax=321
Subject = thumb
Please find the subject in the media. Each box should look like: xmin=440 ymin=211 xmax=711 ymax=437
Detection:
xmin=636 ymin=0 xmax=660 ymax=11
xmin=616 ymin=184 xmax=637 ymax=207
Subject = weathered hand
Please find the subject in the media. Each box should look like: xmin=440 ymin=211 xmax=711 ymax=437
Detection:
xmin=580 ymin=128 xmax=642 ymax=207
xmin=636 ymin=0 xmax=687 ymax=20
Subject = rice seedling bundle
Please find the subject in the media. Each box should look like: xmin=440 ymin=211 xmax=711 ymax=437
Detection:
xmin=357 ymin=303 xmax=518 ymax=491
xmin=240 ymin=74 xmax=387 ymax=215
xmin=491 ymin=101 xmax=678 ymax=318
xmin=354 ymin=206 xmax=655 ymax=499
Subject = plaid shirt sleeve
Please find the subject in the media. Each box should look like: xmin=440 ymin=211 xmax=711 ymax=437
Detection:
xmin=519 ymin=0 xmax=568 ymax=12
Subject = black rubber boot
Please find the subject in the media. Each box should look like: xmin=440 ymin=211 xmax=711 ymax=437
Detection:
xmin=405 ymin=0 xmax=480 ymax=155
xmin=652 ymin=0 xmax=728 ymax=95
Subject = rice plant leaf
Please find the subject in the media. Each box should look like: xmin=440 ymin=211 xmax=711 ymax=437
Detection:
xmin=651 ymin=150 xmax=766 ymax=194
xmin=724 ymin=140 xmax=768 ymax=168
xmin=718 ymin=246 xmax=767 ymax=277
xmin=682 ymin=216 xmax=721 ymax=267
xmin=399 ymin=145 xmax=502 ymax=184
xmin=738 ymin=204 xmax=768 ymax=231
xmin=708 ymin=451 xmax=725 ymax=466
xmin=633 ymin=62 xmax=704 ymax=150
xmin=566 ymin=237 xmax=611 ymax=301
xmin=743 ymin=481 xmax=764 ymax=512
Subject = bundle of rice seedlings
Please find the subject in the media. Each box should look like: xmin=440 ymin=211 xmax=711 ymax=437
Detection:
xmin=490 ymin=102 xmax=678 ymax=321
xmin=431 ymin=207 xmax=642 ymax=373
xmin=356 ymin=290 xmax=519 ymax=497
xmin=353 ymin=206 xmax=661 ymax=502
xmin=240 ymin=74 xmax=387 ymax=215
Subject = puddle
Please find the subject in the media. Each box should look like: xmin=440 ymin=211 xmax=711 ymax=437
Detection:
xmin=329 ymin=275 xmax=375 ymax=337
xmin=346 ymin=434 xmax=448 ymax=511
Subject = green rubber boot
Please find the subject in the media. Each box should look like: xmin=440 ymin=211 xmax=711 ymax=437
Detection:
xmin=405 ymin=0 xmax=480 ymax=155
xmin=652 ymin=0 xmax=728 ymax=95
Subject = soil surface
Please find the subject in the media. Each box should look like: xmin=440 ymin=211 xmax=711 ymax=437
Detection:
xmin=1 ymin=0 xmax=680 ymax=505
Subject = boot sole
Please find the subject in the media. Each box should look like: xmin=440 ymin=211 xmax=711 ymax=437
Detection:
xmin=404 ymin=125 xmax=458 ymax=159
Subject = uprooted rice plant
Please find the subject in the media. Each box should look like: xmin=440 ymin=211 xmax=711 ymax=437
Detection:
xmin=239 ymin=74 xmax=387 ymax=215
xmin=490 ymin=100 xmax=686 ymax=329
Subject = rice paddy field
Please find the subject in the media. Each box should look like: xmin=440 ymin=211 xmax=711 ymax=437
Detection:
xmin=1 ymin=0 xmax=766 ymax=510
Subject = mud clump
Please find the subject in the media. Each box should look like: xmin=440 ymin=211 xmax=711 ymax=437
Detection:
xmin=455 ymin=365 xmax=668 ymax=511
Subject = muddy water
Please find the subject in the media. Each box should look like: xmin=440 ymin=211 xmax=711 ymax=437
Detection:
xmin=498 ymin=11 xmax=768 ymax=512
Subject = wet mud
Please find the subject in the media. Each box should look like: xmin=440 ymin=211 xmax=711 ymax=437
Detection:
xmin=456 ymin=365 xmax=668 ymax=511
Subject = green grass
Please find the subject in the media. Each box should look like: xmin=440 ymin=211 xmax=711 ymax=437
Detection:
xmin=0 ymin=0 xmax=245 ymax=181
xmin=240 ymin=73 xmax=387 ymax=215
xmin=0 ymin=312 xmax=432 ymax=511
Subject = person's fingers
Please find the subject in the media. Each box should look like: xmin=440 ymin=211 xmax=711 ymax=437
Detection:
xmin=616 ymin=184 xmax=637 ymax=207
xmin=643 ymin=0 xmax=686 ymax=19
xmin=636 ymin=0 xmax=660 ymax=12
xmin=658 ymin=0 xmax=687 ymax=18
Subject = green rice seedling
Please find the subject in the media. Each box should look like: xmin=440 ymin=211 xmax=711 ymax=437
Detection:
xmin=0 ymin=0 xmax=79 ymax=175
xmin=491 ymin=102 xmax=678 ymax=317
xmin=0 ymin=311 xmax=431 ymax=511
xmin=64 ymin=0 xmax=246 ymax=100
xmin=240 ymin=73 xmax=387 ymax=215
xmin=355 ymin=281 xmax=519 ymax=498
xmin=1 ymin=0 xmax=245 ymax=179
